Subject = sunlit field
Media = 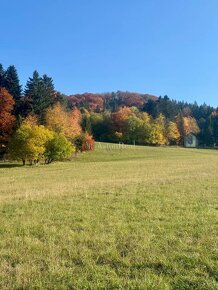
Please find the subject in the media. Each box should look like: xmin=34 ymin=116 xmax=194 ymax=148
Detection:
xmin=0 ymin=143 xmax=217 ymax=289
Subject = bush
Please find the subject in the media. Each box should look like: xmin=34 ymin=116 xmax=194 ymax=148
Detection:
xmin=44 ymin=133 xmax=75 ymax=163
xmin=74 ymin=133 xmax=95 ymax=152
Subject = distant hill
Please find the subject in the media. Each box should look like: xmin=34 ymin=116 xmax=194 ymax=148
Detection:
xmin=67 ymin=91 xmax=158 ymax=111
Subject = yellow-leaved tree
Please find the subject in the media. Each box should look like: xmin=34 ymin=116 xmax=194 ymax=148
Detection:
xmin=9 ymin=120 xmax=53 ymax=165
xmin=166 ymin=121 xmax=181 ymax=145
xmin=183 ymin=116 xmax=200 ymax=136
xmin=176 ymin=113 xmax=200 ymax=144
xmin=149 ymin=114 xmax=167 ymax=145
xmin=45 ymin=103 xmax=81 ymax=140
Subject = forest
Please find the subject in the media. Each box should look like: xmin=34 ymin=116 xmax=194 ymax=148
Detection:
xmin=0 ymin=64 xmax=218 ymax=164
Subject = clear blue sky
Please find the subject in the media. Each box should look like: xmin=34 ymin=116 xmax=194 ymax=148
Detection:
xmin=1 ymin=0 xmax=218 ymax=106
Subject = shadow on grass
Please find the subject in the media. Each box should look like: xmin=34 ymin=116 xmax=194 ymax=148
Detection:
xmin=0 ymin=163 xmax=23 ymax=168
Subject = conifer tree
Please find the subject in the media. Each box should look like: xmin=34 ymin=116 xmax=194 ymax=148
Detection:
xmin=24 ymin=71 xmax=55 ymax=119
xmin=0 ymin=64 xmax=5 ymax=87
xmin=5 ymin=65 xmax=22 ymax=103
xmin=24 ymin=70 xmax=41 ymax=97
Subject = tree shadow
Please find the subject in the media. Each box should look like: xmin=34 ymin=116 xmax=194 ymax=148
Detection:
xmin=0 ymin=163 xmax=23 ymax=168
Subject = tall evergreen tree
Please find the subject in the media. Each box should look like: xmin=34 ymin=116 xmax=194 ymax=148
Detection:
xmin=0 ymin=64 xmax=5 ymax=87
xmin=23 ymin=70 xmax=41 ymax=116
xmin=42 ymin=74 xmax=54 ymax=92
xmin=143 ymin=99 xmax=159 ymax=118
xmin=24 ymin=71 xmax=55 ymax=119
xmin=24 ymin=70 xmax=41 ymax=97
xmin=5 ymin=65 xmax=22 ymax=102
xmin=41 ymin=74 xmax=55 ymax=106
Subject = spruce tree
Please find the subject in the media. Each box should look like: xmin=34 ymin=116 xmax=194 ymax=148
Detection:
xmin=24 ymin=70 xmax=41 ymax=97
xmin=5 ymin=65 xmax=22 ymax=102
xmin=0 ymin=64 xmax=5 ymax=87
xmin=24 ymin=71 xmax=55 ymax=119
xmin=37 ymin=74 xmax=55 ymax=117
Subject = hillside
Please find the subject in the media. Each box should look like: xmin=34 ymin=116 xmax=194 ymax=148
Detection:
xmin=1 ymin=63 xmax=218 ymax=159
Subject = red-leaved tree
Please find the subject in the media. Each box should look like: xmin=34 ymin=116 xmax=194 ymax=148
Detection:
xmin=0 ymin=88 xmax=15 ymax=152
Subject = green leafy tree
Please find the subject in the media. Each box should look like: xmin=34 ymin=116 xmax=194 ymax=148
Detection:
xmin=126 ymin=115 xmax=150 ymax=144
xmin=212 ymin=112 xmax=218 ymax=145
xmin=81 ymin=110 xmax=92 ymax=134
xmin=90 ymin=112 xmax=112 ymax=141
xmin=44 ymin=133 xmax=74 ymax=163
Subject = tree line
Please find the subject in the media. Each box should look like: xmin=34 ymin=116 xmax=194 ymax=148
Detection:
xmin=0 ymin=64 xmax=94 ymax=164
xmin=0 ymin=64 xmax=218 ymax=163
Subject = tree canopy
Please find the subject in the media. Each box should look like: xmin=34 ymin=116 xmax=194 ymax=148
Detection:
xmin=0 ymin=62 xmax=217 ymax=164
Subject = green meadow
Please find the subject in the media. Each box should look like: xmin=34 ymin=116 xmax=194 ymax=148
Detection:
xmin=0 ymin=143 xmax=217 ymax=289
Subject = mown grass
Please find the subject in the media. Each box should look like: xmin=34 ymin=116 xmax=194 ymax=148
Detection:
xmin=0 ymin=143 xmax=217 ymax=289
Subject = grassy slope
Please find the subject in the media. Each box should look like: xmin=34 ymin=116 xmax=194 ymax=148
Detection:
xmin=0 ymin=143 xmax=217 ymax=289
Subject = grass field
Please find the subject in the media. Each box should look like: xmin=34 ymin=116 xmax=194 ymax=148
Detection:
xmin=0 ymin=143 xmax=217 ymax=289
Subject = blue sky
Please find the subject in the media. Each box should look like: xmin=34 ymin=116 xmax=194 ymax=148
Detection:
xmin=1 ymin=0 xmax=218 ymax=106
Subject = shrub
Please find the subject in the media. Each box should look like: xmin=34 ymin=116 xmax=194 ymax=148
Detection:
xmin=44 ymin=133 xmax=75 ymax=163
xmin=74 ymin=133 xmax=95 ymax=152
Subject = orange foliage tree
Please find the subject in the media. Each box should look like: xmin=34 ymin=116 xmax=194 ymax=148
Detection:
xmin=117 ymin=92 xmax=144 ymax=108
xmin=112 ymin=106 xmax=133 ymax=132
xmin=70 ymin=107 xmax=82 ymax=137
xmin=82 ymin=132 xmax=95 ymax=151
xmin=45 ymin=102 xmax=81 ymax=140
xmin=0 ymin=88 xmax=15 ymax=151
xmin=68 ymin=93 xmax=104 ymax=111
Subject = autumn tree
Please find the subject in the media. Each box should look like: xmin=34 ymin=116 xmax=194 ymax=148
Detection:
xmin=23 ymin=113 xmax=39 ymax=126
xmin=45 ymin=102 xmax=69 ymax=134
xmin=149 ymin=114 xmax=167 ymax=145
xmin=82 ymin=132 xmax=95 ymax=151
xmin=176 ymin=113 xmax=200 ymax=144
xmin=0 ymin=88 xmax=15 ymax=154
xmin=183 ymin=116 xmax=200 ymax=136
xmin=68 ymin=93 xmax=104 ymax=111
xmin=140 ymin=112 xmax=153 ymax=144
xmin=112 ymin=106 xmax=133 ymax=140
xmin=9 ymin=121 xmax=53 ymax=165
xmin=74 ymin=132 xmax=95 ymax=152
xmin=70 ymin=107 xmax=82 ymax=136
xmin=117 ymin=91 xmax=144 ymax=108
xmin=45 ymin=103 xmax=81 ymax=140
xmin=166 ymin=121 xmax=180 ymax=145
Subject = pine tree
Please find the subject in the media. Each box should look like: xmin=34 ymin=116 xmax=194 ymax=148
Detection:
xmin=40 ymin=74 xmax=55 ymax=112
xmin=24 ymin=70 xmax=41 ymax=97
xmin=0 ymin=64 xmax=6 ymax=87
xmin=5 ymin=65 xmax=22 ymax=103
xmin=42 ymin=74 xmax=54 ymax=93
xmin=24 ymin=71 xmax=55 ymax=119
